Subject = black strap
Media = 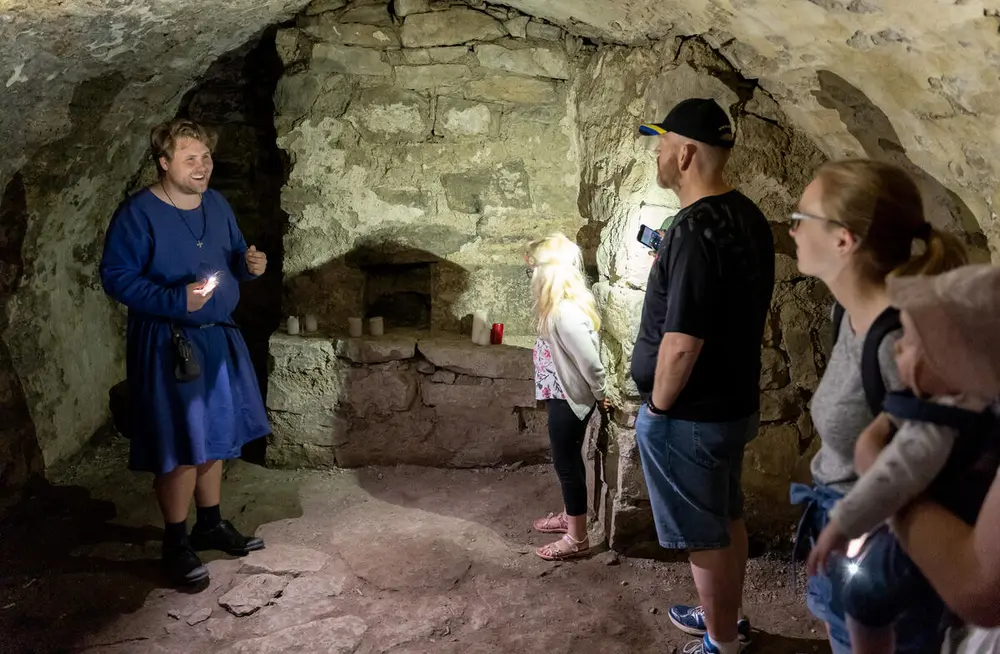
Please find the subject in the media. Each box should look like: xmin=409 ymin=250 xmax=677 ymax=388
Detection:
xmin=884 ymin=390 xmax=996 ymax=434
xmin=831 ymin=301 xmax=845 ymax=351
xmin=861 ymin=307 xmax=901 ymax=415
xmin=830 ymin=302 xmax=901 ymax=415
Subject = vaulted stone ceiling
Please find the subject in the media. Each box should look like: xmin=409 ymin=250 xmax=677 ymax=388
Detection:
xmin=3 ymin=0 xmax=998 ymax=255
xmin=505 ymin=0 xmax=1000 ymax=256
xmin=1 ymin=0 xmax=311 ymax=187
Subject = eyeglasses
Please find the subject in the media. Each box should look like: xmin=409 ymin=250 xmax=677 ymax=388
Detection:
xmin=789 ymin=211 xmax=852 ymax=232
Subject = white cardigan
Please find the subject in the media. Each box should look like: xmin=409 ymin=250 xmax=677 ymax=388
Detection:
xmin=545 ymin=301 xmax=607 ymax=420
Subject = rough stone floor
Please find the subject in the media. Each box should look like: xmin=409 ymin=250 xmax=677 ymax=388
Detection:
xmin=0 ymin=436 xmax=831 ymax=654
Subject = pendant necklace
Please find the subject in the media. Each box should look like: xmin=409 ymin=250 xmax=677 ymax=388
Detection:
xmin=162 ymin=184 xmax=207 ymax=248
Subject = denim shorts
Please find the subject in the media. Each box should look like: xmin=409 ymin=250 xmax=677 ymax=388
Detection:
xmin=807 ymin=561 xmax=853 ymax=654
xmin=634 ymin=406 xmax=758 ymax=550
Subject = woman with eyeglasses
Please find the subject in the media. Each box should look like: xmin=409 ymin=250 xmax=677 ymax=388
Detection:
xmin=788 ymin=159 xmax=967 ymax=654
xmin=525 ymin=233 xmax=608 ymax=561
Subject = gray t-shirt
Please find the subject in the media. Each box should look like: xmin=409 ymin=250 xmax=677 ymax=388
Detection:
xmin=809 ymin=313 xmax=902 ymax=493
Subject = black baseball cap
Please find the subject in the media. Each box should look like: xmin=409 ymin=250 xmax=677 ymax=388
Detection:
xmin=639 ymin=98 xmax=735 ymax=149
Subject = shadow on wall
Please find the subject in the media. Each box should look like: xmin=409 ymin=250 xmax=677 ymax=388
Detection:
xmin=0 ymin=173 xmax=43 ymax=508
xmin=813 ymin=70 xmax=989 ymax=257
xmin=285 ymin=240 xmax=478 ymax=337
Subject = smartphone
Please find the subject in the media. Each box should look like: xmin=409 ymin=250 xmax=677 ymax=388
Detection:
xmin=637 ymin=224 xmax=662 ymax=251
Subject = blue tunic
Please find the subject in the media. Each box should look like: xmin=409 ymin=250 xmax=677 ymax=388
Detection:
xmin=100 ymin=188 xmax=270 ymax=474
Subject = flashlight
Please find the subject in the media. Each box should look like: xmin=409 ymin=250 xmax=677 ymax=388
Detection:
xmin=845 ymin=536 xmax=867 ymax=577
xmin=195 ymin=273 xmax=220 ymax=297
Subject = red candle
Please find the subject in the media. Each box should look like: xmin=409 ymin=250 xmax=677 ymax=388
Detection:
xmin=490 ymin=323 xmax=504 ymax=345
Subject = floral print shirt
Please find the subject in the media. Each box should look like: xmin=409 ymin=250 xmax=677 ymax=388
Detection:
xmin=533 ymin=337 xmax=566 ymax=400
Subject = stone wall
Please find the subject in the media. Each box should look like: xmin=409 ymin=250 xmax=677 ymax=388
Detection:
xmin=273 ymin=0 xmax=589 ymax=337
xmin=267 ymin=331 xmax=549 ymax=468
xmin=0 ymin=0 xmax=312 ymax=479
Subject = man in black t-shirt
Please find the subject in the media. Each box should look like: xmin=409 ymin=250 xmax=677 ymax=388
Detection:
xmin=630 ymin=98 xmax=775 ymax=654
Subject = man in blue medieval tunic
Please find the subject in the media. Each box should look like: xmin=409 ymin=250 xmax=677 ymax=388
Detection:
xmin=100 ymin=118 xmax=270 ymax=586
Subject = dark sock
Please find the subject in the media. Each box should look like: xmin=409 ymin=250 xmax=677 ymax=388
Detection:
xmin=195 ymin=504 xmax=222 ymax=530
xmin=164 ymin=520 xmax=188 ymax=547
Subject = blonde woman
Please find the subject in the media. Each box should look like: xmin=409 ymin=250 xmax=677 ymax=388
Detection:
xmin=526 ymin=233 xmax=608 ymax=561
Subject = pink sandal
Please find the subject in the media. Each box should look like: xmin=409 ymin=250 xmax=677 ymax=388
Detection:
xmin=535 ymin=533 xmax=590 ymax=561
xmin=532 ymin=512 xmax=568 ymax=534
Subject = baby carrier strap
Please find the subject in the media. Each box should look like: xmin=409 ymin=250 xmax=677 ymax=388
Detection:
xmin=885 ymin=390 xmax=1000 ymax=525
xmin=831 ymin=302 xmax=901 ymax=416
xmin=883 ymin=390 xmax=996 ymax=434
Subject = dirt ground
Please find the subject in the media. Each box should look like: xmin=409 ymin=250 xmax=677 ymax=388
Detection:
xmin=0 ymin=436 xmax=831 ymax=654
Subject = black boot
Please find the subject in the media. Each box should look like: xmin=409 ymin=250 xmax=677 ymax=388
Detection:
xmin=163 ymin=537 xmax=210 ymax=586
xmin=190 ymin=519 xmax=265 ymax=556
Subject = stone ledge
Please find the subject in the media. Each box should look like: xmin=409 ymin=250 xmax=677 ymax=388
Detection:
xmin=416 ymin=337 xmax=532 ymax=379
xmin=334 ymin=335 xmax=417 ymax=363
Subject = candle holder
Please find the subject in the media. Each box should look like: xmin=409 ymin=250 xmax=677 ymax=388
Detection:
xmin=287 ymin=316 xmax=300 ymax=336
xmin=304 ymin=314 xmax=318 ymax=333
xmin=369 ymin=316 xmax=384 ymax=337
xmin=348 ymin=317 xmax=363 ymax=338
xmin=471 ymin=310 xmax=489 ymax=345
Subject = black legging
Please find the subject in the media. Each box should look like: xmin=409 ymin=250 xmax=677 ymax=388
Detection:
xmin=547 ymin=399 xmax=594 ymax=517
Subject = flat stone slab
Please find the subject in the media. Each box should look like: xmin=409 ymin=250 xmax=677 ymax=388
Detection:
xmin=270 ymin=332 xmax=416 ymax=365
xmin=474 ymin=42 xmax=569 ymax=79
xmin=186 ymin=607 xmax=212 ymax=626
xmin=218 ymin=574 xmax=289 ymax=617
xmin=225 ymin=616 xmax=368 ymax=653
xmin=277 ymin=570 xmax=352 ymax=604
xmin=340 ymin=533 xmax=472 ymax=591
xmin=416 ymin=339 xmax=531 ymax=379
xmin=401 ymin=8 xmax=505 ymax=47
xmin=238 ymin=545 xmax=330 ymax=577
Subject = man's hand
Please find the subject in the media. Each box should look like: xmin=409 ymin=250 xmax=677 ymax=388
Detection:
xmin=186 ymin=282 xmax=214 ymax=313
xmin=246 ymin=245 xmax=267 ymax=276
xmin=647 ymin=229 xmax=666 ymax=258
xmin=651 ymin=332 xmax=702 ymax=412
xmin=807 ymin=521 xmax=851 ymax=577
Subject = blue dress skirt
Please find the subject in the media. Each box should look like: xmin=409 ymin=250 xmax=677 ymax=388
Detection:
xmin=100 ymin=188 xmax=270 ymax=474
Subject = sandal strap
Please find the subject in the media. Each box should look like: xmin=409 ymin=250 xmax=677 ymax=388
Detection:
xmin=539 ymin=534 xmax=589 ymax=559
xmin=537 ymin=512 xmax=567 ymax=529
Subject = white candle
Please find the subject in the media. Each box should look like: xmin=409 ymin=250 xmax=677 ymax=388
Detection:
xmin=369 ymin=316 xmax=384 ymax=337
xmin=348 ymin=317 xmax=363 ymax=338
xmin=304 ymin=314 xmax=318 ymax=333
xmin=471 ymin=310 xmax=488 ymax=344
xmin=287 ymin=316 xmax=300 ymax=336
